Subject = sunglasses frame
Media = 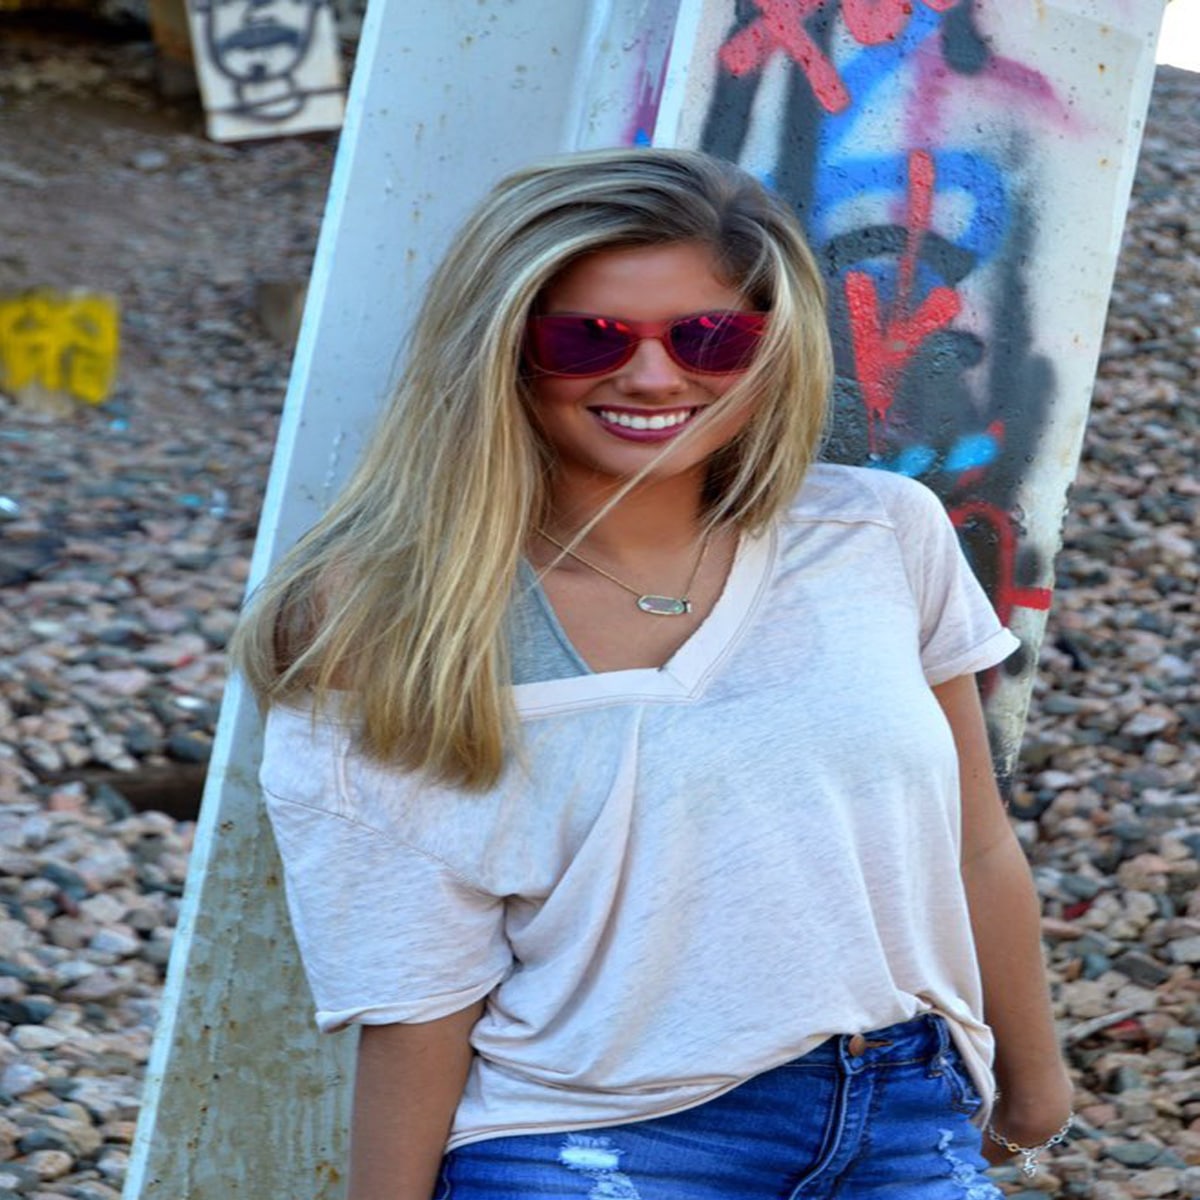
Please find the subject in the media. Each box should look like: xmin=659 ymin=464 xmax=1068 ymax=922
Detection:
xmin=525 ymin=310 xmax=768 ymax=378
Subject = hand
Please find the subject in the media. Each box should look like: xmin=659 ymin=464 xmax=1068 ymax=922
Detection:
xmin=981 ymin=1069 xmax=1074 ymax=1167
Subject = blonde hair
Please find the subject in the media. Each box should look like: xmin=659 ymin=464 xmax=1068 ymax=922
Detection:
xmin=232 ymin=148 xmax=832 ymax=788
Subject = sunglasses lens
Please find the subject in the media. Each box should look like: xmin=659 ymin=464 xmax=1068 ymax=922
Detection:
xmin=670 ymin=312 xmax=766 ymax=373
xmin=528 ymin=312 xmax=767 ymax=376
xmin=530 ymin=317 xmax=633 ymax=376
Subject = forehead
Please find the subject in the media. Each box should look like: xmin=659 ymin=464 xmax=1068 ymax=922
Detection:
xmin=540 ymin=242 xmax=744 ymax=317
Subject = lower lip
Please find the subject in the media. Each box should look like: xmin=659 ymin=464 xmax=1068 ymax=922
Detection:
xmin=590 ymin=410 xmax=697 ymax=443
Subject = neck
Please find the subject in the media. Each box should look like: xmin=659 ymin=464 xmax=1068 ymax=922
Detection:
xmin=542 ymin=469 xmax=708 ymax=558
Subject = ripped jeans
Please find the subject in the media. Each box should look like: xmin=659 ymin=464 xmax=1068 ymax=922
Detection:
xmin=436 ymin=1014 xmax=1002 ymax=1199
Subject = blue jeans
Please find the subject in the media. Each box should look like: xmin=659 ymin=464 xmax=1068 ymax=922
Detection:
xmin=437 ymin=1015 xmax=1001 ymax=1199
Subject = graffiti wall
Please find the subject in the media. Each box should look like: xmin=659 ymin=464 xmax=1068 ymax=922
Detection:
xmin=614 ymin=0 xmax=1162 ymax=779
xmin=187 ymin=0 xmax=346 ymax=142
xmin=0 ymin=290 xmax=119 ymax=409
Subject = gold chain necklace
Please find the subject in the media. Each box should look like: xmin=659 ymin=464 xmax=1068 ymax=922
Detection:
xmin=537 ymin=528 xmax=711 ymax=617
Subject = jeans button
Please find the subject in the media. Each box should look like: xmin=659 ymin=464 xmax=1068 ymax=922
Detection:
xmin=847 ymin=1034 xmax=868 ymax=1056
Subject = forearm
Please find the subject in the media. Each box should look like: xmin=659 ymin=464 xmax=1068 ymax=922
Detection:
xmin=349 ymin=1001 xmax=483 ymax=1200
xmin=963 ymin=831 xmax=1072 ymax=1150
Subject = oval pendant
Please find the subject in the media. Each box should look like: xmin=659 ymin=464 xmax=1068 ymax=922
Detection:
xmin=637 ymin=594 xmax=690 ymax=616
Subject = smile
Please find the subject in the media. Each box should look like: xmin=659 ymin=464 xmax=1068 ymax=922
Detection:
xmin=595 ymin=407 xmax=697 ymax=432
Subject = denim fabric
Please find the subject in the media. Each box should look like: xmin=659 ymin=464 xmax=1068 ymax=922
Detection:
xmin=437 ymin=1015 xmax=1001 ymax=1199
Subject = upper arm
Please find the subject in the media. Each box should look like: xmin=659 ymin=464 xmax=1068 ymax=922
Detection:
xmin=351 ymin=1002 xmax=485 ymax=1200
xmin=356 ymin=1000 xmax=485 ymax=1079
xmin=931 ymin=673 xmax=1013 ymax=868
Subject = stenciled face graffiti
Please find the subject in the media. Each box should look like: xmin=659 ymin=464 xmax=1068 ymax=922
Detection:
xmin=194 ymin=0 xmax=326 ymax=121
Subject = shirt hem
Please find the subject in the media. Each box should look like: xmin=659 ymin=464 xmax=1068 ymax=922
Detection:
xmin=316 ymin=970 xmax=507 ymax=1032
xmin=446 ymin=1006 xmax=996 ymax=1151
xmin=924 ymin=628 xmax=1020 ymax=686
xmin=444 ymin=1072 xmax=754 ymax=1153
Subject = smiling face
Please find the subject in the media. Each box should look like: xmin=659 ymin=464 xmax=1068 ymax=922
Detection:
xmin=207 ymin=0 xmax=319 ymax=84
xmin=527 ymin=242 xmax=759 ymax=506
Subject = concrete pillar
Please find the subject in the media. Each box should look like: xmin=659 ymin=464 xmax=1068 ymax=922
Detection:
xmin=124 ymin=3 xmax=1165 ymax=1197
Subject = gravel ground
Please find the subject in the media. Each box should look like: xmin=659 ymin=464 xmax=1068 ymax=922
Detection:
xmin=0 ymin=29 xmax=1197 ymax=1200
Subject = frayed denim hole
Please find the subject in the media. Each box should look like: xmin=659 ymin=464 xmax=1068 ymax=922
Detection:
xmin=558 ymin=1134 xmax=642 ymax=1199
xmin=936 ymin=1129 xmax=999 ymax=1199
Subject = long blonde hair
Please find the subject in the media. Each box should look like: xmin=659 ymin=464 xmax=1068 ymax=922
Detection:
xmin=232 ymin=148 xmax=832 ymax=788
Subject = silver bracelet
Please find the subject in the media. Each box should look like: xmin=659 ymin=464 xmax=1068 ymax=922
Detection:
xmin=985 ymin=1111 xmax=1075 ymax=1178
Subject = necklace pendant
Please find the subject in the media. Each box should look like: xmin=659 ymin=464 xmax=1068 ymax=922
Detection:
xmin=637 ymin=594 xmax=691 ymax=617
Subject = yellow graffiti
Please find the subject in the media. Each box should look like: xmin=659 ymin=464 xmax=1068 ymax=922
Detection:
xmin=0 ymin=291 xmax=120 ymax=406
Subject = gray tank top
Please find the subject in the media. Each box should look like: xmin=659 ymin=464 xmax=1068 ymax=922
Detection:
xmin=509 ymin=561 xmax=591 ymax=684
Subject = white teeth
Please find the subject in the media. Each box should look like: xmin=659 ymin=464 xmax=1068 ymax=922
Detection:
xmin=597 ymin=409 xmax=693 ymax=431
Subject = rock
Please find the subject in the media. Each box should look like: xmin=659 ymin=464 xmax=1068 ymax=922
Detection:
xmin=1112 ymin=951 xmax=1171 ymax=987
xmin=131 ymin=148 xmax=169 ymax=171
xmin=1128 ymin=1167 xmax=1184 ymax=1198
xmin=0 ymin=1162 xmax=42 ymax=1191
xmin=93 ymin=668 xmax=155 ymax=697
xmin=165 ymin=730 xmax=213 ymax=764
xmin=1167 ymin=936 xmax=1200 ymax=964
xmin=1121 ymin=710 xmax=1177 ymax=738
xmin=2 ymin=1060 xmax=48 ymax=1098
xmin=0 ymin=997 xmax=55 ymax=1025
xmin=1107 ymin=1066 xmax=1148 ymax=1094
xmin=1105 ymin=1142 xmax=1164 ymax=1167
xmin=1162 ymin=1027 xmax=1198 ymax=1056
xmin=254 ymin=278 xmax=308 ymax=345
xmin=11 ymin=1025 xmax=68 ymax=1051
xmin=67 ymin=1077 xmax=143 ymax=1123
xmin=36 ymin=1112 xmax=102 ymax=1158
xmin=88 ymin=926 xmax=142 ymax=958
xmin=97 ymin=1147 xmax=129 ymax=1182
xmin=22 ymin=1149 xmax=73 ymax=1181
xmin=39 ymin=864 xmax=90 ymax=903
xmin=71 ymin=1182 xmax=124 ymax=1200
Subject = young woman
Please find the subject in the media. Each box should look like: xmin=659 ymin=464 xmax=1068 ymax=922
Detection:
xmin=233 ymin=148 xmax=1074 ymax=1199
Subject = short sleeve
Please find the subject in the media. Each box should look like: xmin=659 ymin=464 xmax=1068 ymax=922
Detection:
xmin=260 ymin=710 xmax=512 ymax=1031
xmin=887 ymin=478 xmax=1020 ymax=686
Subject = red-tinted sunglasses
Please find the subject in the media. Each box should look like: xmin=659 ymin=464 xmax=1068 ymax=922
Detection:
xmin=526 ymin=310 xmax=768 ymax=378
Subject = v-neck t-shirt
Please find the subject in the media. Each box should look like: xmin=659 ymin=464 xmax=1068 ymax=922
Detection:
xmin=260 ymin=464 xmax=1020 ymax=1150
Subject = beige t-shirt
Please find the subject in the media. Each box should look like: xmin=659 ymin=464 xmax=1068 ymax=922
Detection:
xmin=261 ymin=465 xmax=1019 ymax=1150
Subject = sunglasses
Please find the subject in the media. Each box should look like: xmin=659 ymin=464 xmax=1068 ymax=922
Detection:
xmin=526 ymin=310 xmax=768 ymax=378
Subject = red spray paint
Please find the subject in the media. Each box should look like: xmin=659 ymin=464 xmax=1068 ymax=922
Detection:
xmin=719 ymin=0 xmax=962 ymax=114
xmin=844 ymin=150 xmax=962 ymax=454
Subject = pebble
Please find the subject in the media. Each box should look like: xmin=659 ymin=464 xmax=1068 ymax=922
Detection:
xmin=0 ymin=31 xmax=1197 ymax=1200
xmin=1168 ymin=936 xmax=1200 ymax=964
xmin=1105 ymin=1142 xmax=1166 ymax=1167
xmin=130 ymin=148 xmax=168 ymax=172
xmin=24 ymin=1150 xmax=73 ymax=1182
xmin=1129 ymin=1169 xmax=1188 ymax=1199
xmin=2 ymin=1061 xmax=48 ymax=1098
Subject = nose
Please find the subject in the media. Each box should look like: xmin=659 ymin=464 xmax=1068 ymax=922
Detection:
xmin=615 ymin=336 xmax=686 ymax=396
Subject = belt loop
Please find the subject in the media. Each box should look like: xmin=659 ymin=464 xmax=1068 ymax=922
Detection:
xmin=838 ymin=1033 xmax=864 ymax=1076
xmin=928 ymin=1013 xmax=950 ymax=1074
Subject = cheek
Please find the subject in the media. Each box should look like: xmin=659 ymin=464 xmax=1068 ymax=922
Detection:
xmin=528 ymin=377 xmax=591 ymax=416
xmin=700 ymin=384 xmax=758 ymax=441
